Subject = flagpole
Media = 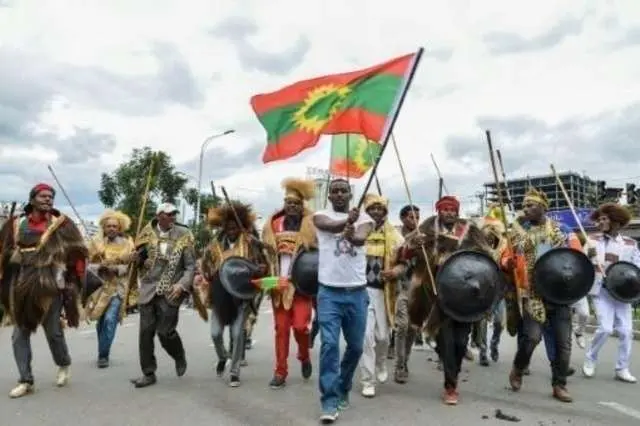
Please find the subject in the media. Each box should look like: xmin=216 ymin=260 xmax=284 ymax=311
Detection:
xmin=356 ymin=47 xmax=424 ymax=209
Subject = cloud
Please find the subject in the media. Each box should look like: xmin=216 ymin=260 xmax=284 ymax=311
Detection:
xmin=210 ymin=16 xmax=311 ymax=75
xmin=2 ymin=1 xmax=640 ymax=226
xmin=442 ymin=101 xmax=640 ymax=188
xmin=483 ymin=17 xmax=584 ymax=55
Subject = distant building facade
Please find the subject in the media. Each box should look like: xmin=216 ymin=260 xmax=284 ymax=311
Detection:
xmin=483 ymin=171 xmax=598 ymax=211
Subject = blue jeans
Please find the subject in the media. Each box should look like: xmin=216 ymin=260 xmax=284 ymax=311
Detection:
xmin=317 ymin=284 xmax=368 ymax=412
xmin=96 ymin=296 xmax=122 ymax=359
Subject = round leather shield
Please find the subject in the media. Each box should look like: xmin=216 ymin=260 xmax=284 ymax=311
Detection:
xmin=604 ymin=261 xmax=640 ymax=304
xmin=290 ymin=248 xmax=319 ymax=297
xmin=435 ymin=250 xmax=503 ymax=323
xmin=82 ymin=269 xmax=105 ymax=305
xmin=533 ymin=247 xmax=595 ymax=305
xmin=219 ymin=256 xmax=261 ymax=300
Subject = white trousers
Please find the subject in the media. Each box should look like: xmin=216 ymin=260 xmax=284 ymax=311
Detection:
xmin=360 ymin=287 xmax=389 ymax=386
xmin=586 ymin=290 xmax=633 ymax=370
xmin=572 ymin=297 xmax=590 ymax=335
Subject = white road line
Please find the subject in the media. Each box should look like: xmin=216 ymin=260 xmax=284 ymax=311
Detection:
xmin=599 ymin=401 xmax=640 ymax=420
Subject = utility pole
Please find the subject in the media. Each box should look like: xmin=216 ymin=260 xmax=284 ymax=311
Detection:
xmin=476 ymin=192 xmax=485 ymax=216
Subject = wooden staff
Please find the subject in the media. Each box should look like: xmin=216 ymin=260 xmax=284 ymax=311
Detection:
xmin=549 ymin=164 xmax=604 ymax=274
xmin=495 ymin=149 xmax=514 ymax=212
xmin=390 ymin=133 xmax=437 ymax=295
xmin=430 ymin=153 xmax=449 ymax=196
xmin=120 ymin=154 xmax=156 ymax=322
xmin=486 ymin=130 xmax=522 ymax=315
xmin=47 ymin=165 xmax=91 ymax=238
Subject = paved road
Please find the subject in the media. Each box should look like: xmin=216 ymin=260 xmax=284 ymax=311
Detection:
xmin=1 ymin=304 xmax=640 ymax=426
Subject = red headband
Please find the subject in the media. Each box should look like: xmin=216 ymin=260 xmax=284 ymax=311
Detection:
xmin=30 ymin=183 xmax=55 ymax=199
xmin=435 ymin=195 xmax=459 ymax=213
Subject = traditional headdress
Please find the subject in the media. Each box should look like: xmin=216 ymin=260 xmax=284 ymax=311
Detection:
xmin=98 ymin=209 xmax=132 ymax=232
xmin=523 ymin=187 xmax=549 ymax=209
xmin=364 ymin=193 xmax=388 ymax=211
xmin=590 ymin=202 xmax=632 ymax=228
xmin=282 ymin=177 xmax=315 ymax=202
xmin=29 ymin=183 xmax=55 ymax=200
xmin=207 ymin=201 xmax=256 ymax=230
xmin=435 ymin=195 xmax=459 ymax=213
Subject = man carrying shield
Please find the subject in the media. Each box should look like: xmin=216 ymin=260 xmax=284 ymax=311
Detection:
xmin=85 ymin=209 xmax=135 ymax=368
xmin=582 ymin=203 xmax=639 ymax=383
xmin=262 ymin=177 xmax=317 ymax=389
xmin=403 ymin=195 xmax=492 ymax=405
xmin=503 ymin=188 xmax=575 ymax=402
xmin=202 ymin=201 xmax=268 ymax=387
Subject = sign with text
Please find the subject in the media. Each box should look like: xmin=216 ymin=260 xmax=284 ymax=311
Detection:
xmin=547 ymin=208 xmax=595 ymax=230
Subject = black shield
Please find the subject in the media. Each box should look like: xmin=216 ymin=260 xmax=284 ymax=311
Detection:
xmin=219 ymin=256 xmax=261 ymax=300
xmin=604 ymin=261 xmax=640 ymax=304
xmin=533 ymin=247 xmax=595 ymax=305
xmin=435 ymin=250 xmax=503 ymax=323
xmin=290 ymin=248 xmax=318 ymax=297
xmin=82 ymin=268 xmax=105 ymax=305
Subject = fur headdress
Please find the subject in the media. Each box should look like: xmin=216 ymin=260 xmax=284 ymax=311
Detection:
xmin=364 ymin=193 xmax=388 ymax=211
xmin=523 ymin=187 xmax=549 ymax=209
xmin=282 ymin=177 xmax=315 ymax=202
xmin=590 ymin=202 xmax=632 ymax=228
xmin=98 ymin=209 xmax=132 ymax=232
xmin=207 ymin=201 xmax=256 ymax=230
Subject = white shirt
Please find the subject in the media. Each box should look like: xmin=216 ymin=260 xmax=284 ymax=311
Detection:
xmin=588 ymin=233 xmax=640 ymax=295
xmin=157 ymin=225 xmax=170 ymax=256
xmin=314 ymin=209 xmax=374 ymax=288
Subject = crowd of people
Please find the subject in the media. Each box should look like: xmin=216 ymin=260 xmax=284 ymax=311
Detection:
xmin=0 ymin=178 xmax=638 ymax=424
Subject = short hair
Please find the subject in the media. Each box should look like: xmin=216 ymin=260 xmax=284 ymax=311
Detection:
xmin=329 ymin=178 xmax=350 ymax=191
xmin=399 ymin=204 xmax=419 ymax=218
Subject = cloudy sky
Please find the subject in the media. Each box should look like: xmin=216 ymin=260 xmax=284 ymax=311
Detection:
xmin=1 ymin=0 xmax=639 ymax=225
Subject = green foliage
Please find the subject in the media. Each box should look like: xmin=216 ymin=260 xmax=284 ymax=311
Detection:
xmin=183 ymin=188 xmax=221 ymax=222
xmin=98 ymin=147 xmax=188 ymax=229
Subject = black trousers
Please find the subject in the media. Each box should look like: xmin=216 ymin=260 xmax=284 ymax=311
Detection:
xmin=513 ymin=304 xmax=572 ymax=387
xmin=139 ymin=295 xmax=185 ymax=376
xmin=435 ymin=318 xmax=471 ymax=389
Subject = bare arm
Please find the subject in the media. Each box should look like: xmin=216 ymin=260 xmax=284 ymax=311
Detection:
xmin=313 ymin=213 xmax=349 ymax=234
xmin=346 ymin=222 xmax=374 ymax=247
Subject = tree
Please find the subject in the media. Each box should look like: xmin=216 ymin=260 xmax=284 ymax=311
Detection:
xmin=183 ymin=188 xmax=222 ymax=253
xmin=98 ymin=147 xmax=188 ymax=229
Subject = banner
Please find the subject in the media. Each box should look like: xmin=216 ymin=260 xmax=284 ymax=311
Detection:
xmin=546 ymin=208 xmax=595 ymax=230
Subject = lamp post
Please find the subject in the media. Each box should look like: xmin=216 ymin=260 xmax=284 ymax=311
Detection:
xmin=195 ymin=130 xmax=235 ymax=226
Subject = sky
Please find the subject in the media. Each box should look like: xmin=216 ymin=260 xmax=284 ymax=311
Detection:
xmin=1 ymin=0 xmax=640 ymax=225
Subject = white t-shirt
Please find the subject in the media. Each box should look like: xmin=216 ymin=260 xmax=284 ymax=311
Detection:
xmin=314 ymin=209 xmax=374 ymax=288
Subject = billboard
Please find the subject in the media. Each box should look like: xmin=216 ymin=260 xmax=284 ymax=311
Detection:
xmin=547 ymin=208 xmax=595 ymax=230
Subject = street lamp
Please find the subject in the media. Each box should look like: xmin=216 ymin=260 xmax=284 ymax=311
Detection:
xmin=195 ymin=129 xmax=235 ymax=226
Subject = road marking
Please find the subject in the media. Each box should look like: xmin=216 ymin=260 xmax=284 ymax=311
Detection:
xmin=599 ymin=401 xmax=640 ymax=420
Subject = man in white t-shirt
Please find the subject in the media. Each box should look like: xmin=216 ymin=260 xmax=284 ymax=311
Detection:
xmin=313 ymin=179 xmax=374 ymax=424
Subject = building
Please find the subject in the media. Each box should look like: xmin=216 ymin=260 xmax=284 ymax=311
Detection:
xmin=483 ymin=171 xmax=598 ymax=211
xmin=306 ymin=167 xmax=354 ymax=211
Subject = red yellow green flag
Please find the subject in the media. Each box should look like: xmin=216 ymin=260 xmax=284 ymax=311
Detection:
xmin=329 ymin=134 xmax=381 ymax=178
xmin=250 ymin=52 xmax=415 ymax=163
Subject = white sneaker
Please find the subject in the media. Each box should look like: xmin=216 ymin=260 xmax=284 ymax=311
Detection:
xmin=575 ymin=334 xmax=586 ymax=349
xmin=582 ymin=359 xmax=596 ymax=378
xmin=361 ymin=383 xmax=376 ymax=398
xmin=56 ymin=366 xmax=70 ymax=387
xmin=615 ymin=369 xmax=637 ymax=383
xmin=9 ymin=383 xmax=33 ymax=399
xmin=376 ymin=365 xmax=388 ymax=384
